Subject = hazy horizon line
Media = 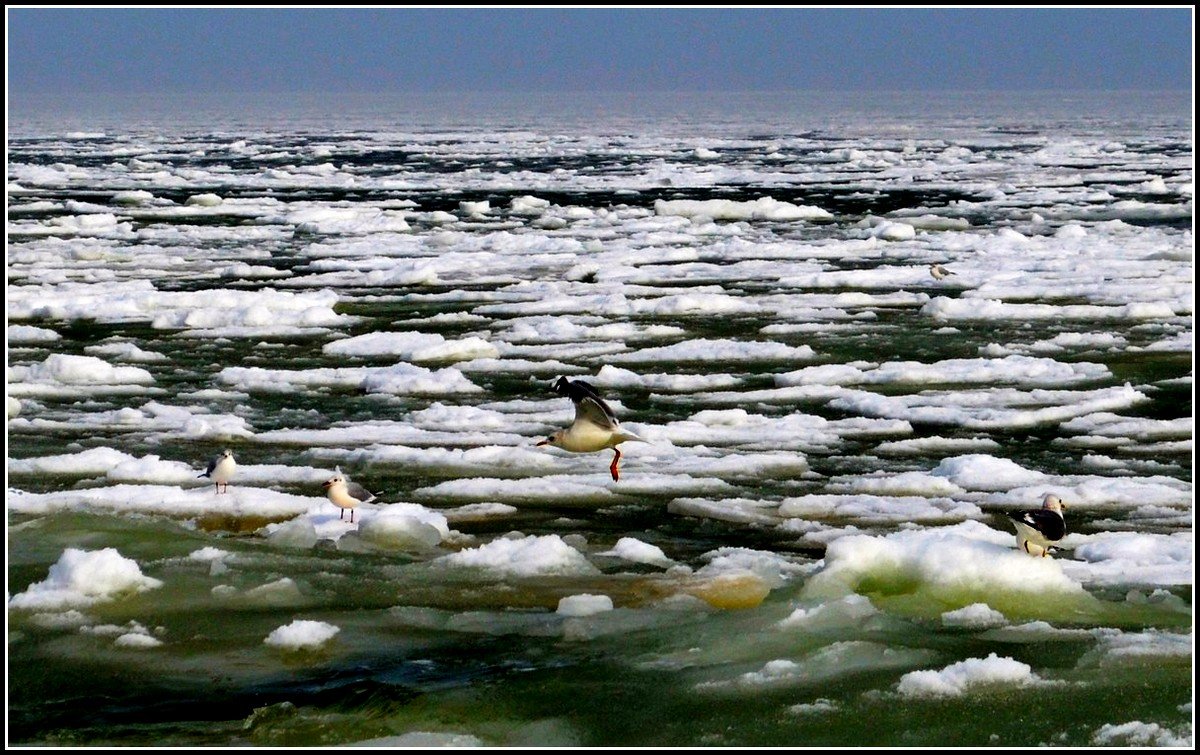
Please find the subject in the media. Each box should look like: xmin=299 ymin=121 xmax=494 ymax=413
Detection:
xmin=12 ymin=87 xmax=1193 ymax=96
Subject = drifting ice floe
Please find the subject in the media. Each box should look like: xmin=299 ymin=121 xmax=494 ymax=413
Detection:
xmin=263 ymin=619 xmax=341 ymax=651
xmin=9 ymin=548 xmax=163 ymax=611
xmin=896 ymin=653 xmax=1044 ymax=697
xmin=801 ymin=521 xmax=1096 ymax=618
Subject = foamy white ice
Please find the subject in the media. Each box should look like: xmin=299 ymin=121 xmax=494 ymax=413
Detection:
xmin=9 ymin=354 xmax=156 ymax=398
xmin=323 ymin=331 xmax=499 ymax=362
xmin=941 ymin=603 xmax=1008 ymax=629
xmin=557 ymin=594 xmax=615 ymax=617
xmin=8 ymin=324 xmax=62 ymax=344
xmin=9 ymin=548 xmax=163 ymax=611
xmin=591 ymin=365 xmax=743 ymax=393
xmin=1065 ymin=532 xmax=1193 ymax=587
xmin=7 ymin=484 xmax=316 ymax=520
xmin=1091 ymin=721 xmax=1193 ymax=748
xmin=436 ymin=534 xmax=600 ymax=577
xmin=7 ymin=400 xmax=253 ymax=441
xmin=896 ymin=653 xmax=1042 ymax=697
xmin=776 ymin=355 xmax=1110 ymax=388
xmin=595 ymin=537 xmax=674 ymax=568
xmin=802 ymin=520 xmax=1094 ymax=614
xmin=263 ymin=619 xmax=341 ymax=650
xmin=8 ymin=281 xmax=353 ymax=336
xmin=606 ymin=338 xmax=815 ymax=364
xmin=654 ymin=197 xmax=832 ymax=222
xmin=779 ymin=494 xmax=981 ymax=525
xmin=218 ymin=362 xmax=482 ymax=395
xmin=827 ymin=384 xmax=1149 ymax=431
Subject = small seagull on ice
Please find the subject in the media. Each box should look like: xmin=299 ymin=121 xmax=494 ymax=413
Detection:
xmin=323 ymin=466 xmax=376 ymax=523
xmin=537 ymin=376 xmax=643 ymax=482
xmin=1006 ymin=493 xmax=1067 ymax=557
xmin=929 ymin=264 xmax=957 ymax=280
xmin=197 ymin=449 xmax=236 ymax=494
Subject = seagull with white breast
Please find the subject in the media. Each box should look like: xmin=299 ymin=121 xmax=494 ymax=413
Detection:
xmin=537 ymin=376 xmax=643 ymax=481
xmin=198 ymin=449 xmax=237 ymax=494
xmin=1006 ymin=493 xmax=1067 ymax=557
xmin=323 ymin=466 xmax=376 ymax=523
xmin=929 ymin=263 xmax=956 ymax=280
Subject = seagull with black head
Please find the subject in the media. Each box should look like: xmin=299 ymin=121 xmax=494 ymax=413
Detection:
xmin=537 ymin=376 xmax=643 ymax=481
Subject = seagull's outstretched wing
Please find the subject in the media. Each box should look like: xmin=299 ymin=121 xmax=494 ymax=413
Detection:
xmin=1006 ymin=509 xmax=1065 ymax=540
xmin=575 ymin=395 xmax=618 ymax=430
xmin=554 ymin=377 xmax=618 ymax=428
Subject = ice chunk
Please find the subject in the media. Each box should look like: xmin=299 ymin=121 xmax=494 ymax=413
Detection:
xmin=436 ymin=534 xmax=599 ymax=577
xmin=9 ymin=548 xmax=163 ymax=611
xmin=941 ymin=603 xmax=1008 ymax=629
xmin=596 ymin=537 xmax=674 ymax=568
xmin=897 ymin=653 xmax=1041 ymax=697
xmin=557 ymin=594 xmax=614 ymax=617
xmin=263 ymin=619 xmax=340 ymax=650
xmin=802 ymin=521 xmax=1095 ymax=618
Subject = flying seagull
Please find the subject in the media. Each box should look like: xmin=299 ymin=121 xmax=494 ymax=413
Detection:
xmin=198 ymin=449 xmax=236 ymax=494
xmin=1006 ymin=493 xmax=1067 ymax=557
xmin=537 ymin=376 xmax=643 ymax=481
xmin=929 ymin=264 xmax=956 ymax=280
xmin=323 ymin=466 xmax=376 ymax=523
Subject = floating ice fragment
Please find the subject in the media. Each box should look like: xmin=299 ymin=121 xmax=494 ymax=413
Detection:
xmin=263 ymin=619 xmax=340 ymax=650
xmin=436 ymin=534 xmax=600 ymax=577
xmin=9 ymin=548 xmax=163 ymax=611
xmin=557 ymin=594 xmax=614 ymax=617
xmin=897 ymin=653 xmax=1040 ymax=697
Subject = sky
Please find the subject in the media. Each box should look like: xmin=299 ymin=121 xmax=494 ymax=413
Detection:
xmin=6 ymin=7 xmax=1194 ymax=94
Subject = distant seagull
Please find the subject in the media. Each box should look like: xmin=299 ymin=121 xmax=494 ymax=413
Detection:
xmin=537 ymin=376 xmax=643 ymax=481
xmin=929 ymin=264 xmax=957 ymax=280
xmin=1006 ymin=493 xmax=1067 ymax=557
xmin=323 ymin=466 xmax=376 ymax=523
xmin=198 ymin=449 xmax=236 ymax=494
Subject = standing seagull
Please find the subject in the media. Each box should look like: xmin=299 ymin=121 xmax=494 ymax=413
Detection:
xmin=929 ymin=263 xmax=957 ymax=280
xmin=537 ymin=376 xmax=642 ymax=481
xmin=198 ymin=449 xmax=237 ymax=494
xmin=1006 ymin=493 xmax=1067 ymax=557
xmin=323 ymin=467 xmax=376 ymax=523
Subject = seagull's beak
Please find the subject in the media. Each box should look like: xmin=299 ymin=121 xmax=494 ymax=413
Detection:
xmin=535 ymin=439 xmax=551 ymax=447
xmin=322 ymin=480 xmax=333 ymax=489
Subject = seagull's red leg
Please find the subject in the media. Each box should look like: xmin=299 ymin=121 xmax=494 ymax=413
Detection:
xmin=609 ymin=448 xmax=622 ymax=482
